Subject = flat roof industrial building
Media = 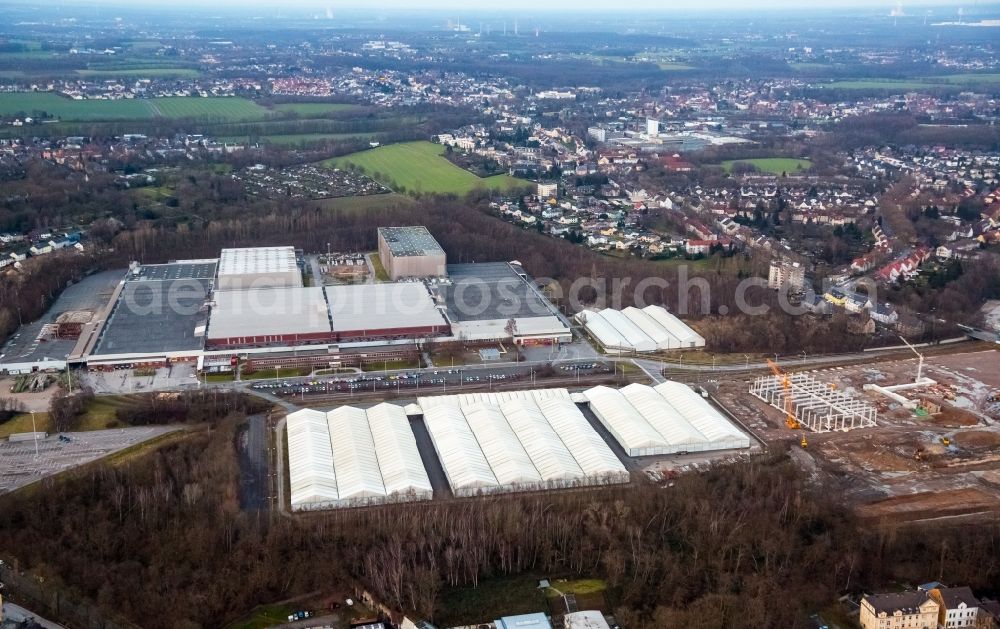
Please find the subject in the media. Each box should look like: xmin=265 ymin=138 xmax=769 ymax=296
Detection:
xmin=90 ymin=264 xmax=214 ymax=361
xmin=217 ymin=246 xmax=300 ymax=291
xmin=377 ymin=226 xmax=447 ymax=280
xmin=583 ymin=382 xmax=750 ymax=456
xmin=326 ymin=283 xmax=449 ymax=341
xmin=578 ymin=305 xmax=705 ymax=354
xmin=439 ymin=262 xmax=571 ymax=344
xmin=207 ymin=286 xmax=333 ymax=348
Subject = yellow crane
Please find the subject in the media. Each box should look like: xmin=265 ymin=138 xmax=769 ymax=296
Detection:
xmin=767 ymin=358 xmax=808 ymax=448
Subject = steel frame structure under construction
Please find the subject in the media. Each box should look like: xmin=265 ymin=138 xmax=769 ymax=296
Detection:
xmin=749 ymin=373 xmax=878 ymax=432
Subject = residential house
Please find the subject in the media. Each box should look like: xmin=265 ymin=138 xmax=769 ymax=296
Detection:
xmin=860 ymin=591 xmax=939 ymax=629
xmin=928 ymin=587 xmax=981 ymax=629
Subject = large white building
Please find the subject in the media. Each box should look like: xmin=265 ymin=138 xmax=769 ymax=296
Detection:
xmin=217 ymin=246 xmax=301 ymax=291
xmin=419 ymin=388 xmax=628 ymax=497
xmin=583 ymin=382 xmax=750 ymax=457
xmin=577 ymin=305 xmax=705 ymax=353
xmin=286 ymin=403 xmax=433 ymax=510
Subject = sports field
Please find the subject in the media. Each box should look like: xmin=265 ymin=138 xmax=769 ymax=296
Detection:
xmin=0 ymin=92 xmax=270 ymax=121
xmin=721 ymin=157 xmax=811 ymax=175
xmin=326 ymin=141 xmax=528 ymax=195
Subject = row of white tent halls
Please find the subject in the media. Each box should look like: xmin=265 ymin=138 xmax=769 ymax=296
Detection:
xmin=577 ymin=305 xmax=706 ymax=354
xmin=286 ymin=403 xmax=433 ymax=511
xmin=418 ymin=388 xmax=630 ymax=497
xmin=584 ymin=382 xmax=751 ymax=457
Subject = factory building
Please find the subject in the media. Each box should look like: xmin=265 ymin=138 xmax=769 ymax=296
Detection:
xmin=583 ymin=382 xmax=750 ymax=456
xmin=216 ymin=246 xmax=301 ymax=291
xmin=326 ymin=282 xmax=450 ymax=341
xmin=206 ymin=286 xmax=334 ymax=349
xmin=577 ymin=305 xmax=705 ymax=353
xmin=377 ymin=226 xmax=447 ymax=280
xmin=438 ymin=262 xmax=571 ymax=345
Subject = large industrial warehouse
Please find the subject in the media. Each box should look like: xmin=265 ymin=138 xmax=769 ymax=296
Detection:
xmin=577 ymin=305 xmax=706 ymax=354
xmin=4 ymin=230 xmax=574 ymax=374
xmin=206 ymin=286 xmax=333 ymax=348
xmin=419 ymin=388 xmax=629 ymax=496
xmin=326 ymin=282 xmax=450 ymax=341
xmin=438 ymin=262 xmax=572 ymax=344
xmin=286 ymin=403 xmax=433 ymax=511
xmin=583 ymin=382 xmax=750 ymax=456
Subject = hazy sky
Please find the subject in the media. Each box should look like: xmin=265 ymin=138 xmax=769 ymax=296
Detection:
xmin=39 ymin=0 xmax=982 ymax=10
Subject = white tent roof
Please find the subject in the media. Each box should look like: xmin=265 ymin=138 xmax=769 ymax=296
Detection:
xmin=499 ymin=398 xmax=584 ymax=481
xmin=327 ymin=407 xmax=386 ymax=500
xmin=598 ymin=308 xmax=657 ymax=352
xmin=584 ymin=385 xmax=667 ymax=451
xmin=534 ymin=397 xmax=627 ymax=478
xmin=464 ymin=403 xmax=542 ymax=486
xmin=367 ymin=403 xmax=433 ymax=497
xmin=642 ymin=305 xmax=705 ymax=346
xmin=622 ymin=306 xmax=681 ymax=350
xmin=620 ymin=382 xmax=707 ymax=446
xmin=423 ymin=405 xmax=499 ymax=491
xmin=418 ymin=388 xmax=626 ymax=493
xmin=578 ymin=310 xmax=631 ymax=351
xmin=286 ymin=409 xmax=339 ymax=507
xmin=654 ymin=381 xmax=747 ymax=444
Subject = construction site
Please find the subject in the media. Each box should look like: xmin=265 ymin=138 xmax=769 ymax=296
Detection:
xmin=713 ymin=345 xmax=1000 ymax=525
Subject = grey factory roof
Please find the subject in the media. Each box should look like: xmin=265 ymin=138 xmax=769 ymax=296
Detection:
xmin=208 ymin=287 xmax=332 ymax=339
xmin=91 ymin=273 xmax=210 ymax=356
xmin=137 ymin=261 xmax=217 ymax=281
xmin=442 ymin=262 xmax=560 ymax=322
xmin=326 ymin=283 xmax=447 ymax=334
xmin=378 ymin=226 xmax=445 ymax=257
xmin=0 ymin=270 xmax=123 ymax=367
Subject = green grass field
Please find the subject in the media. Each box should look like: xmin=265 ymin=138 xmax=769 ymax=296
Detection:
xmin=271 ymin=103 xmax=362 ymax=116
xmin=721 ymin=157 xmax=812 ymax=175
xmin=326 ymin=141 xmax=527 ymax=195
xmin=317 ymin=193 xmax=415 ymax=213
xmin=0 ymin=92 xmax=270 ymax=121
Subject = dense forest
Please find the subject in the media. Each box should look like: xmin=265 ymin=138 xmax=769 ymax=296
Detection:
xmin=0 ymin=416 xmax=997 ymax=628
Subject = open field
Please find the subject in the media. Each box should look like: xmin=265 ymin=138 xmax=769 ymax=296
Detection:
xmin=0 ymin=92 xmax=270 ymax=121
xmin=317 ymin=193 xmax=415 ymax=213
xmin=721 ymin=157 xmax=812 ymax=174
xmin=436 ymin=575 xmax=549 ymax=627
xmin=271 ymin=102 xmax=363 ymax=116
xmin=325 ymin=141 xmax=528 ymax=195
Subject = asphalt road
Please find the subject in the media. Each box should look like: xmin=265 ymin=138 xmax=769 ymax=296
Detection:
xmin=237 ymin=414 xmax=269 ymax=512
xmin=408 ymin=416 xmax=452 ymax=497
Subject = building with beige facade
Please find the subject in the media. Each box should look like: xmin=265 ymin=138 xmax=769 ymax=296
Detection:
xmin=377 ymin=226 xmax=447 ymax=280
xmin=860 ymin=591 xmax=939 ymax=629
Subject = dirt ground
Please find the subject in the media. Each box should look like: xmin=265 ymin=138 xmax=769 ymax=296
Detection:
xmin=711 ymin=349 xmax=1000 ymax=524
xmin=0 ymin=375 xmax=59 ymax=412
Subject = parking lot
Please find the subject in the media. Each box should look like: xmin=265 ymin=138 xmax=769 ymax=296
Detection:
xmin=0 ymin=426 xmax=179 ymax=494
xmin=80 ymin=362 xmax=199 ymax=394
xmin=248 ymin=361 xmax=615 ymax=399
